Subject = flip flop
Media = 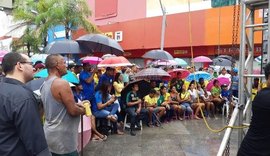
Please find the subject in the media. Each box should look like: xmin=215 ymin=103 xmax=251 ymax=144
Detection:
xmin=101 ymin=135 xmax=107 ymax=141
xmin=91 ymin=137 xmax=103 ymax=142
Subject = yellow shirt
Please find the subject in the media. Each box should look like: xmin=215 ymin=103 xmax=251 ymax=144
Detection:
xmin=164 ymin=92 xmax=170 ymax=101
xmin=144 ymin=95 xmax=158 ymax=107
xmin=180 ymin=91 xmax=190 ymax=100
xmin=113 ymin=81 xmax=124 ymax=97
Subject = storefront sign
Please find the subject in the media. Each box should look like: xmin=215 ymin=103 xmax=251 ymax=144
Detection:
xmin=174 ymin=50 xmax=188 ymax=55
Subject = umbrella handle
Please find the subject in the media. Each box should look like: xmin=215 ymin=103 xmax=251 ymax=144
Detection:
xmin=81 ymin=115 xmax=83 ymax=156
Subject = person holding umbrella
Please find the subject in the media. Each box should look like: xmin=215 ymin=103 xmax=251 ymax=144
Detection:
xmin=79 ymin=63 xmax=97 ymax=106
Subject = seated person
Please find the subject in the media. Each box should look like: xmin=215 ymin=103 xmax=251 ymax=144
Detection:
xmin=179 ymin=85 xmax=193 ymax=118
xmin=169 ymin=85 xmax=182 ymax=120
xmin=72 ymin=83 xmax=107 ymax=141
xmin=201 ymin=87 xmax=215 ymax=118
xmin=188 ymin=83 xmax=205 ymax=120
xmin=93 ymin=83 xmax=121 ymax=134
xmin=126 ymin=83 xmax=147 ymax=136
xmin=157 ymin=86 xmax=171 ymax=122
xmin=221 ymin=84 xmax=234 ymax=115
xmin=144 ymin=89 xmax=165 ymax=126
xmin=221 ymin=84 xmax=231 ymax=101
xmin=211 ymin=79 xmax=224 ymax=113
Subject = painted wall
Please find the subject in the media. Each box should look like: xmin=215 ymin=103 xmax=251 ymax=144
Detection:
xmin=87 ymin=0 xmax=146 ymax=26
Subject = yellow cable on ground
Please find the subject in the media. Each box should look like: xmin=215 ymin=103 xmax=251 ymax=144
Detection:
xmin=199 ymin=108 xmax=249 ymax=133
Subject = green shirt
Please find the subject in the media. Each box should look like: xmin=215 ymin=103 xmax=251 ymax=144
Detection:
xmin=211 ymin=86 xmax=221 ymax=97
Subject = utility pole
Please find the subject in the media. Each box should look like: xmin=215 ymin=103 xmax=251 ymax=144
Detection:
xmin=159 ymin=0 xmax=166 ymax=50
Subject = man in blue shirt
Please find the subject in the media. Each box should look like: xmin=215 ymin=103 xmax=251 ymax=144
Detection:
xmin=95 ymin=67 xmax=115 ymax=91
xmin=79 ymin=63 xmax=97 ymax=105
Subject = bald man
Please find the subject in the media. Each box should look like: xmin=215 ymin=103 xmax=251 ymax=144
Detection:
xmin=41 ymin=54 xmax=85 ymax=156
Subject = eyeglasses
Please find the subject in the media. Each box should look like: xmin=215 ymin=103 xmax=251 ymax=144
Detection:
xmin=20 ymin=61 xmax=33 ymax=65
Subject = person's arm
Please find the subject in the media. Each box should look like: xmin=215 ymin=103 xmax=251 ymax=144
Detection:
xmin=96 ymin=93 xmax=115 ymax=110
xmin=52 ymin=78 xmax=85 ymax=116
xmin=81 ymin=70 xmax=96 ymax=84
xmin=14 ymin=98 xmax=52 ymax=156
xmin=127 ymin=99 xmax=141 ymax=107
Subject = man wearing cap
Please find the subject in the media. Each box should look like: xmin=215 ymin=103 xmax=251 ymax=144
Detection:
xmin=95 ymin=67 xmax=115 ymax=92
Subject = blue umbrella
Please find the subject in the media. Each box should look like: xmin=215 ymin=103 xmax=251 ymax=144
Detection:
xmin=34 ymin=69 xmax=79 ymax=84
xmin=186 ymin=71 xmax=212 ymax=82
xmin=174 ymin=58 xmax=188 ymax=66
xmin=31 ymin=54 xmax=48 ymax=64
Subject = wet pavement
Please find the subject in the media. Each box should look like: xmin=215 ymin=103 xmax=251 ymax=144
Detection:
xmin=84 ymin=115 xmax=239 ymax=156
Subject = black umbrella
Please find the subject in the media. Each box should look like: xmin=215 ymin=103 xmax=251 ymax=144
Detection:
xmin=26 ymin=78 xmax=46 ymax=92
xmin=45 ymin=40 xmax=83 ymax=54
xmin=76 ymin=34 xmax=124 ymax=55
xmin=142 ymin=49 xmax=174 ymax=60
xmin=121 ymin=80 xmax=151 ymax=102
xmin=216 ymin=55 xmax=236 ymax=63
xmin=212 ymin=58 xmax=232 ymax=66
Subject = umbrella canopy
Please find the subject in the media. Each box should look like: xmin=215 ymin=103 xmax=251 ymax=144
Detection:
xmin=193 ymin=56 xmax=212 ymax=63
xmin=121 ymin=80 xmax=151 ymax=102
xmin=45 ymin=40 xmax=82 ymax=54
xmin=206 ymin=77 xmax=230 ymax=91
xmin=212 ymin=58 xmax=232 ymax=66
xmin=31 ymin=54 xmax=48 ymax=64
xmin=76 ymin=34 xmax=124 ymax=55
xmin=186 ymin=71 xmax=212 ymax=82
xmin=216 ymin=55 xmax=236 ymax=63
xmin=134 ymin=68 xmax=170 ymax=80
xmin=97 ymin=56 xmax=132 ymax=67
xmin=174 ymin=58 xmax=188 ymax=66
xmin=26 ymin=78 xmax=46 ymax=91
xmin=152 ymin=60 xmax=177 ymax=66
xmin=101 ymin=54 xmax=116 ymax=60
xmin=142 ymin=49 xmax=174 ymax=60
xmin=168 ymin=69 xmax=190 ymax=79
xmin=77 ymin=116 xmax=91 ymax=152
xmin=82 ymin=56 xmax=102 ymax=65
xmin=34 ymin=69 xmax=79 ymax=84
xmin=0 ymin=50 xmax=9 ymax=64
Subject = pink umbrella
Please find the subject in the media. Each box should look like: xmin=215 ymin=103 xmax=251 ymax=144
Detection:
xmin=193 ymin=56 xmax=212 ymax=63
xmin=77 ymin=115 xmax=91 ymax=152
xmin=168 ymin=69 xmax=190 ymax=79
xmin=82 ymin=56 xmax=102 ymax=65
xmin=206 ymin=77 xmax=230 ymax=91
xmin=0 ymin=50 xmax=8 ymax=64
xmin=98 ymin=56 xmax=132 ymax=67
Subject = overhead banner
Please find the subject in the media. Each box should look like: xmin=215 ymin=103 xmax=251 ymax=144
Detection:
xmin=211 ymin=0 xmax=236 ymax=8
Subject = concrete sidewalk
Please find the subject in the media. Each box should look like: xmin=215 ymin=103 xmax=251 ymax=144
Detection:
xmin=84 ymin=115 xmax=239 ymax=156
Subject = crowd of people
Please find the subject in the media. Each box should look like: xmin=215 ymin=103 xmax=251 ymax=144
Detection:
xmin=1 ymin=52 xmax=267 ymax=156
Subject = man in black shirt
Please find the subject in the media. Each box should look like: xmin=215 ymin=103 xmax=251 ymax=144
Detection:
xmin=238 ymin=62 xmax=270 ymax=156
xmin=0 ymin=52 xmax=51 ymax=156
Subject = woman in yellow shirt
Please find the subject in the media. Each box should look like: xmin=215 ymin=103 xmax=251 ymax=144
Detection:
xmin=113 ymin=72 xmax=125 ymax=132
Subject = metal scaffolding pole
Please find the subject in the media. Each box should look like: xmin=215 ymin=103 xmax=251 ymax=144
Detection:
xmin=238 ymin=0 xmax=269 ymax=148
xmin=238 ymin=0 xmax=246 ymax=147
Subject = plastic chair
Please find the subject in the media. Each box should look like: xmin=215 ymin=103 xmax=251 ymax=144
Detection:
xmin=222 ymin=98 xmax=230 ymax=118
xmin=123 ymin=114 xmax=142 ymax=131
